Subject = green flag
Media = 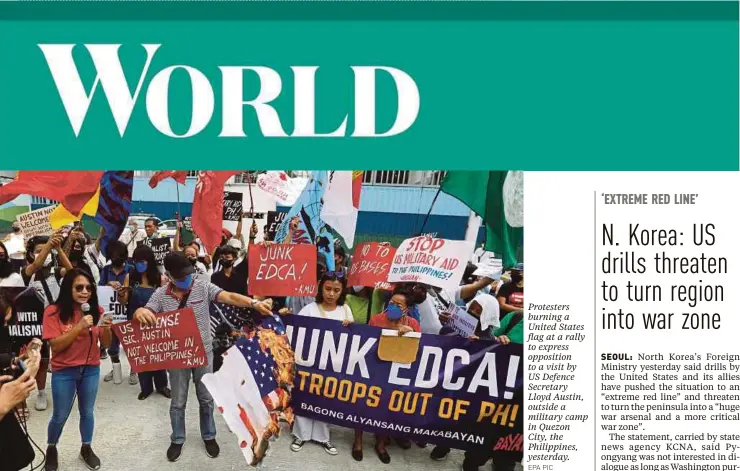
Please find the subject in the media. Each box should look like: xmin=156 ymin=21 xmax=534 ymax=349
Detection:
xmin=441 ymin=171 xmax=523 ymax=268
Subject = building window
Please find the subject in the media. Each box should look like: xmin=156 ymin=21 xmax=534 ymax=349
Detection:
xmin=360 ymin=171 xmax=446 ymax=187
xmin=31 ymin=196 xmax=57 ymax=205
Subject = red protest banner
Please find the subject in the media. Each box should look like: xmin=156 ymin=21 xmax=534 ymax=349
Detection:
xmin=248 ymin=244 xmax=317 ymax=296
xmin=113 ymin=308 xmax=207 ymax=373
xmin=348 ymin=242 xmax=396 ymax=290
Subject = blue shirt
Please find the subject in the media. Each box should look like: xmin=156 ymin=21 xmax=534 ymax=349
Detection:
xmin=98 ymin=264 xmax=130 ymax=286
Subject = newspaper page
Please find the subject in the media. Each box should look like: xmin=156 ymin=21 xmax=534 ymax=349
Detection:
xmin=528 ymin=173 xmax=740 ymax=471
xmin=0 ymin=2 xmax=736 ymax=471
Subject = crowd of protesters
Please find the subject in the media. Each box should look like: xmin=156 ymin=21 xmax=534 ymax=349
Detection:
xmin=0 ymin=213 xmax=523 ymax=471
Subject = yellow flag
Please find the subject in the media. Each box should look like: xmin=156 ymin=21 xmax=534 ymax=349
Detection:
xmin=49 ymin=186 xmax=101 ymax=229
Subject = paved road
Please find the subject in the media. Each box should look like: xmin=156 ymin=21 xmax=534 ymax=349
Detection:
xmin=22 ymin=356 xmax=522 ymax=471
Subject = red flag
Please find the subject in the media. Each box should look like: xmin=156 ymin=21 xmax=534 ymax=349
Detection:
xmin=0 ymin=171 xmax=103 ymax=215
xmin=149 ymin=171 xmax=188 ymax=189
xmin=351 ymin=171 xmax=364 ymax=209
xmin=191 ymin=171 xmax=239 ymax=253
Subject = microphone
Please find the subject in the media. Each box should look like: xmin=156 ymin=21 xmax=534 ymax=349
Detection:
xmin=81 ymin=302 xmax=92 ymax=337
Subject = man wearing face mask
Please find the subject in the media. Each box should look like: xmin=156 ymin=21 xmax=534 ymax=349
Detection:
xmin=61 ymin=231 xmax=100 ymax=284
xmin=184 ymin=245 xmax=209 ymax=281
xmin=23 ymin=233 xmax=73 ymax=308
xmin=143 ymin=218 xmax=160 ymax=241
xmin=119 ymin=221 xmax=147 ymax=260
xmin=210 ymin=246 xmax=246 ymax=295
xmin=133 ymin=251 xmax=273 ymax=463
xmin=21 ymin=232 xmax=73 ymax=412
xmin=98 ymin=240 xmax=136 ymax=383
xmin=496 ymin=263 xmax=524 ymax=318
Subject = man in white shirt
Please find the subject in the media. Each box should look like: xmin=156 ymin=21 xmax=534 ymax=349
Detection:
xmin=119 ymin=221 xmax=147 ymax=259
xmin=3 ymin=222 xmax=26 ymax=273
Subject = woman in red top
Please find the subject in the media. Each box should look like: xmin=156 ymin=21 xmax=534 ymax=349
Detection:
xmin=358 ymin=289 xmax=421 ymax=464
xmin=42 ymin=268 xmax=112 ymax=471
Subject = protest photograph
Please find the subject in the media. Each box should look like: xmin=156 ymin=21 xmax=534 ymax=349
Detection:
xmin=0 ymin=170 xmax=523 ymax=471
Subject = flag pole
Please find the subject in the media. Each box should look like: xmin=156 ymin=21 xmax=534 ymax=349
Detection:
xmin=176 ymin=183 xmax=181 ymax=219
xmin=246 ymin=171 xmax=256 ymax=236
xmin=418 ymin=186 xmax=442 ymax=235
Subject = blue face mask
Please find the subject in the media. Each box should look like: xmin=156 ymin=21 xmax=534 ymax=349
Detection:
xmin=386 ymin=304 xmax=404 ymax=321
xmin=135 ymin=262 xmax=147 ymax=273
xmin=173 ymin=274 xmax=193 ymax=290
xmin=481 ymin=285 xmax=492 ymax=295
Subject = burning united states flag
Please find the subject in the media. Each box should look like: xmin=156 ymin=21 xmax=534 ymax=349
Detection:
xmin=202 ymin=316 xmax=294 ymax=466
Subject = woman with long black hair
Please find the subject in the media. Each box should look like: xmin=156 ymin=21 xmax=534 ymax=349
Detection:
xmin=290 ymin=271 xmax=353 ymax=457
xmin=42 ymin=268 xmax=112 ymax=471
xmin=23 ymin=231 xmax=72 ymax=413
xmin=120 ymin=245 xmax=171 ymax=400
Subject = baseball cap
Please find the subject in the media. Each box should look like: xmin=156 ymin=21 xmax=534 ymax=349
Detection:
xmin=227 ymin=238 xmax=243 ymax=250
xmin=513 ymin=263 xmax=524 ymax=271
xmin=164 ymin=251 xmax=195 ymax=279
xmin=221 ymin=245 xmax=239 ymax=257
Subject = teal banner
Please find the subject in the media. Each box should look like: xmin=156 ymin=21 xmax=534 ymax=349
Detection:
xmin=0 ymin=2 xmax=737 ymax=170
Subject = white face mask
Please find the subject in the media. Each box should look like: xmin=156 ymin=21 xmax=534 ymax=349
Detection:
xmin=352 ymin=286 xmax=364 ymax=293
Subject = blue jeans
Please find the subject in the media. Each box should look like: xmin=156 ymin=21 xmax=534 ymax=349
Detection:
xmin=48 ymin=366 xmax=100 ymax=446
xmin=169 ymin=351 xmax=215 ymax=444
xmin=107 ymin=332 xmax=121 ymax=358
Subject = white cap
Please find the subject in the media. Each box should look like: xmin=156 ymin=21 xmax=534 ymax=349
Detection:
xmin=227 ymin=238 xmax=243 ymax=250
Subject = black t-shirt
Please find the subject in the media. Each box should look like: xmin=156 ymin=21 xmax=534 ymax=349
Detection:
xmin=497 ymin=282 xmax=523 ymax=317
xmin=5 ymin=288 xmax=44 ymax=356
xmin=210 ymin=261 xmax=249 ymax=296
xmin=0 ymin=413 xmax=35 ymax=470
xmin=0 ymin=320 xmax=10 ymax=356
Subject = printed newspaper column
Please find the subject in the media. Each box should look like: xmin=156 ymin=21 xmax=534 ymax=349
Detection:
xmin=525 ymin=173 xmax=599 ymax=470
xmin=595 ymin=179 xmax=740 ymax=470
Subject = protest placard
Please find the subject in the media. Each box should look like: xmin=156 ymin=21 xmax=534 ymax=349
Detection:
xmin=450 ymin=306 xmax=478 ymax=337
xmin=247 ymin=244 xmax=317 ymax=296
xmin=223 ymin=191 xmax=243 ymax=221
xmin=282 ymin=315 xmax=523 ymax=451
xmin=265 ymin=211 xmax=286 ymax=241
xmin=257 ymin=172 xmax=306 ymax=206
xmin=97 ymin=286 xmax=128 ymax=324
xmin=113 ymin=308 xmax=206 ymax=373
xmin=140 ymin=237 xmax=171 ymax=266
xmin=348 ymin=242 xmax=396 ymax=290
xmin=182 ymin=217 xmax=192 ymax=231
xmin=388 ymin=236 xmax=474 ymax=291
xmin=15 ymin=205 xmax=56 ymax=238
xmin=474 ymin=258 xmax=503 ymax=280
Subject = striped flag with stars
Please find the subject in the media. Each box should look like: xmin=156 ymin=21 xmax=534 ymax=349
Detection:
xmin=209 ymin=302 xmax=257 ymax=337
xmin=201 ymin=315 xmax=290 ymax=466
